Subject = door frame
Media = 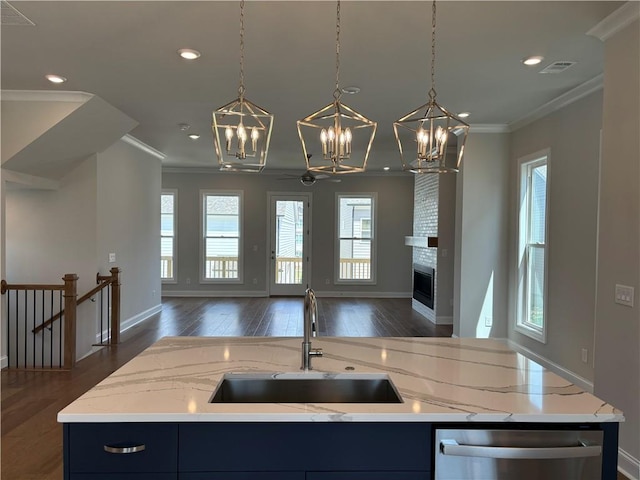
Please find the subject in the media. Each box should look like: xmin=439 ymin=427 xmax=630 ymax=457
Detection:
xmin=266 ymin=192 xmax=312 ymax=296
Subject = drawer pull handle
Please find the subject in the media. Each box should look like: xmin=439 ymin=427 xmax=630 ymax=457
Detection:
xmin=104 ymin=443 xmax=146 ymax=454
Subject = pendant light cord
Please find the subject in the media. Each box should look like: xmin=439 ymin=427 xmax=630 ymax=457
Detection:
xmin=238 ymin=0 xmax=246 ymax=101
xmin=428 ymin=0 xmax=437 ymax=102
xmin=333 ymin=0 xmax=341 ymax=100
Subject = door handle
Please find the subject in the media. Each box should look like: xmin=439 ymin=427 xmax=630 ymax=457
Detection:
xmin=439 ymin=439 xmax=602 ymax=459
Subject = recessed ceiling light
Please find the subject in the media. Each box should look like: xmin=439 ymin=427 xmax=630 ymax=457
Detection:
xmin=458 ymin=112 xmax=470 ymax=118
xmin=45 ymin=74 xmax=67 ymax=84
xmin=188 ymin=134 xmax=200 ymax=140
xmin=341 ymin=86 xmax=361 ymax=95
xmin=522 ymin=56 xmax=544 ymax=66
xmin=383 ymin=166 xmax=390 ymax=171
xmin=178 ymin=123 xmax=191 ymax=131
xmin=178 ymin=48 xmax=201 ymax=60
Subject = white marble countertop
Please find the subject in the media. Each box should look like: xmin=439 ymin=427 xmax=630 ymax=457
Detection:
xmin=57 ymin=336 xmax=624 ymax=423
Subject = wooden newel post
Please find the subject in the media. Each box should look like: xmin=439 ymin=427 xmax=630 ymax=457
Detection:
xmin=110 ymin=267 xmax=121 ymax=345
xmin=63 ymin=274 xmax=78 ymax=369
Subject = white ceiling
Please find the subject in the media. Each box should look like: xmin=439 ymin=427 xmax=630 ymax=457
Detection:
xmin=0 ymin=1 xmax=624 ymax=173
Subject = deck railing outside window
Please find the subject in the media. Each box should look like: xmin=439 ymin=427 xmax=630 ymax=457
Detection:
xmin=205 ymin=257 xmax=238 ymax=279
xmin=339 ymin=258 xmax=371 ymax=280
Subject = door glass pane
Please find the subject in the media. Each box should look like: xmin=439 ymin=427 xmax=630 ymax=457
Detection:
xmin=274 ymin=200 xmax=304 ymax=285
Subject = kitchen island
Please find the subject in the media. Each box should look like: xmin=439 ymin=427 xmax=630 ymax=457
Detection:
xmin=58 ymin=336 xmax=623 ymax=479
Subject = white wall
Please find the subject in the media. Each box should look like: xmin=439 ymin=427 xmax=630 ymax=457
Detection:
xmin=97 ymin=139 xmax=162 ymax=332
xmin=162 ymin=172 xmax=414 ymax=297
xmin=453 ymin=132 xmax=510 ymax=338
xmin=594 ymin=18 xmax=640 ymax=476
xmin=509 ymin=91 xmax=603 ymax=383
xmin=5 ymin=156 xmax=99 ymax=359
xmin=1 ymin=97 xmax=84 ymax=164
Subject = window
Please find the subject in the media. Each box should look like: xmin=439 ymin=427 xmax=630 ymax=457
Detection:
xmin=336 ymin=194 xmax=376 ymax=283
xmin=161 ymin=190 xmax=177 ymax=282
xmin=516 ymin=152 xmax=549 ymax=342
xmin=201 ymin=191 xmax=242 ymax=283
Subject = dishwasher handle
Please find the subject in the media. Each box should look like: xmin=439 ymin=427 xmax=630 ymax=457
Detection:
xmin=440 ymin=439 xmax=602 ymax=460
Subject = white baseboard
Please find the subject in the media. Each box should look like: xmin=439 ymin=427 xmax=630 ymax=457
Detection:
xmin=315 ymin=291 xmax=411 ymax=298
xmin=619 ymin=448 xmax=640 ymax=480
xmin=95 ymin=304 xmax=163 ymax=343
xmin=162 ymin=290 xmax=268 ymax=298
xmin=436 ymin=315 xmax=453 ymax=325
xmin=0 ymin=355 xmax=7 ymax=369
xmin=506 ymin=340 xmax=594 ymax=393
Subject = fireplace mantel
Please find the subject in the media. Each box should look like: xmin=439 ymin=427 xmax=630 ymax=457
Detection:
xmin=405 ymin=236 xmax=438 ymax=248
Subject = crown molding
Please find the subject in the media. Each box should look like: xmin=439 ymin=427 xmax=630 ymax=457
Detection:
xmin=121 ymin=134 xmax=166 ymax=160
xmin=509 ymin=74 xmax=603 ymax=132
xmin=0 ymin=89 xmax=92 ymax=103
xmin=469 ymin=124 xmax=510 ymax=134
xmin=587 ymin=1 xmax=640 ymax=41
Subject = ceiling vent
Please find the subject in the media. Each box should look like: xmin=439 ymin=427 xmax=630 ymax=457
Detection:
xmin=539 ymin=61 xmax=576 ymax=74
xmin=1 ymin=1 xmax=35 ymax=26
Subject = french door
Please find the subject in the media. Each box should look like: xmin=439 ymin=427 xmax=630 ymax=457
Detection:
xmin=268 ymin=193 xmax=311 ymax=296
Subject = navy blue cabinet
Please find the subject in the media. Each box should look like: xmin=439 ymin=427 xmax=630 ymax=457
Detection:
xmin=65 ymin=422 xmax=431 ymax=479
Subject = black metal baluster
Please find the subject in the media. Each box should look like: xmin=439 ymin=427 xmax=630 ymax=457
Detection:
xmin=7 ymin=290 xmax=11 ymax=368
xmin=32 ymin=290 xmax=36 ymax=368
xmin=41 ymin=290 xmax=45 ymax=368
xmin=108 ymin=286 xmax=112 ymax=343
xmin=24 ymin=290 xmax=27 ymax=368
xmin=58 ymin=291 xmax=63 ymax=368
xmin=50 ymin=290 xmax=54 ymax=368
xmin=100 ymin=287 xmax=104 ymax=344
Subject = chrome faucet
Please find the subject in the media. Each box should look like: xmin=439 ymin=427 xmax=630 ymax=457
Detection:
xmin=301 ymin=288 xmax=323 ymax=370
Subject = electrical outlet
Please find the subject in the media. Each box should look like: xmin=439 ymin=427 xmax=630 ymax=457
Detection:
xmin=615 ymin=284 xmax=634 ymax=307
xmin=441 ymin=249 xmax=448 ymax=258
xmin=186 ymin=277 xmax=191 ymax=285
xmin=581 ymin=348 xmax=588 ymax=363
xmin=252 ymin=278 xmax=258 ymax=285
xmin=108 ymin=253 xmax=116 ymax=263
xmin=325 ymin=278 xmax=330 ymax=285
xmin=484 ymin=316 xmax=493 ymax=327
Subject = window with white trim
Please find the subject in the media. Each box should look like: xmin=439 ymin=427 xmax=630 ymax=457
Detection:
xmin=516 ymin=153 xmax=549 ymax=342
xmin=161 ymin=190 xmax=176 ymax=282
xmin=336 ymin=194 xmax=376 ymax=283
xmin=201 ymin=191 xmax=243 ymax=283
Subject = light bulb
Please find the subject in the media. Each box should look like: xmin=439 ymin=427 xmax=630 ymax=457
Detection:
xmin=225 ymin=127 xmax=234 ymax=152
xmin=251 ymin=127 xmax=259 ymax=152
xmin=320 ymin=129 xmax=328 ymax=156
xmin=344 ymin=128 xmax=352 ymax=155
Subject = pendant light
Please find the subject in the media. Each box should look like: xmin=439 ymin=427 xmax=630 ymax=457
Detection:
xmin=297 ymin=0 xmax=377 ymax=175
xmin=212 ymin=0 xmax=273 ymax=173
xmin=393 ymin=0 xmax=469 ymax=174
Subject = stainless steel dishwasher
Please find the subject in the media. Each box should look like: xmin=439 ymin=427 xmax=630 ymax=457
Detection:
xmin=435 ymin=428 xmax=604 ymax=479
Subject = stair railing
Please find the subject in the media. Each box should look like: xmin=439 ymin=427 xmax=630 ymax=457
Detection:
xmin=1 ymin=268 xmax=120 ymax=370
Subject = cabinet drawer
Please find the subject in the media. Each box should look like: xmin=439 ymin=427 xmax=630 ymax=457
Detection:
xmin=68 ymin=423 xmax=178 ymax=473
xmin=180 ymin=423 xmax=431 ymax=472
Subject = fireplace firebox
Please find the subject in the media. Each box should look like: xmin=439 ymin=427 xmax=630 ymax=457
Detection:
xmin=413 ymin=265 xmax=434 ymax=310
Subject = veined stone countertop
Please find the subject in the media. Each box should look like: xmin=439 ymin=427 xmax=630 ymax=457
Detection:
xmin=57 ymin=336 xmax=624 ymax=423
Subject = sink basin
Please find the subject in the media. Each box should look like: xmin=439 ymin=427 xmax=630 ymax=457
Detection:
xmin=209 ymin=373 xmax=403 ymax=404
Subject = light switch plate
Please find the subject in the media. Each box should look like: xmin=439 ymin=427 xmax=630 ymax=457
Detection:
xmin=615 ymin=284 xmax=634 ymax=307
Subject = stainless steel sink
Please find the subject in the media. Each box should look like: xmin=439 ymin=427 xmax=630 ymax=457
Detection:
xmin=209 ymin=373 xmax=403 ymax=403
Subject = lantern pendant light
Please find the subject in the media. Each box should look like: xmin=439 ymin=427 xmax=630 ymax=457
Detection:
xmin=393 ymin=0 xmax=469 ymax=174
xmin=212 ymin=0 xmax=274 ymax=173
xmin=297 ymin=0 xmax=377 ymax=175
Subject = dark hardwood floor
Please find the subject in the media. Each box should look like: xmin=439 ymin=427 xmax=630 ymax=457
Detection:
xmin=1 ymin=296 xmax=452 ymax=480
